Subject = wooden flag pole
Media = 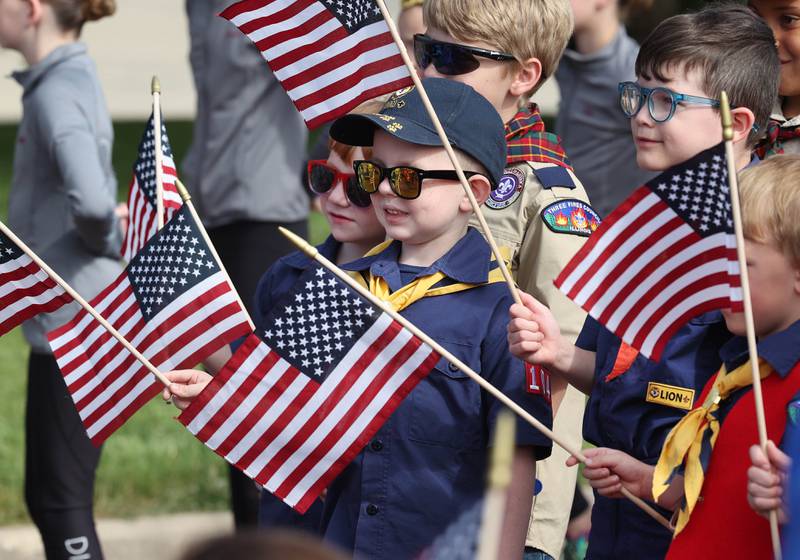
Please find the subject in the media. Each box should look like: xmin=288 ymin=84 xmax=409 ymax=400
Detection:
xmin=373 ymin=0 xmax=521 ymax=306
xmin=152 ymin=76 xmax=166 ymax=230
xmin=720 ymin=91 xmax=782 ymax=560
xmin=279 ymin=226 xmax=674 ymax=532
xmin=476 ymin=409 xmax=515 ymax=560
xmin=175 ymin=179 xmax=256 ymax=332
xmin=0 ymin=221 xmax=170 ymax=387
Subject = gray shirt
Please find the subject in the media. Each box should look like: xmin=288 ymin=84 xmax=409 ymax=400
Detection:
xmin=555 ymin=27 xmax=655 ymax=217
xmin=182 ymin=0 xmax=309 ymax=228
xmin=8 ymin=42 xmax=122 ymax=353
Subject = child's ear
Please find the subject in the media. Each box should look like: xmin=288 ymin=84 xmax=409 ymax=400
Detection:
xmin=729 ymin=106 xmax=756 ymax=145
xmin=509 ymin=57 xmax=542 ymax=98
xmin=460 ymin=174 xmax=492 ymax=211
xmin=21 ymin=0 xmax=43 ymax=25
xmin=794 ymin=266 xmax=800 ymax=296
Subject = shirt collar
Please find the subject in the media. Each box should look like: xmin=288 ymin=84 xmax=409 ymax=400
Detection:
xmin=720 ymin=319 xmax=800 ymax=378
xmin=769 ymin=99 xmax=800 ymax=128
xmin=282 ymin=235 xmax=341 ymax=270
xmin=341 ymin=228 xmax=492 ymax=291
xmin=11 ymin=43 xmax=87 ymax=92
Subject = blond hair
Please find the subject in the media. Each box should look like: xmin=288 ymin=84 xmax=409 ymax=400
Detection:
xmin=739 ymin=155 xmax=800 ymax=267
xmin=423 ymin=0 xmax=573 ymax=94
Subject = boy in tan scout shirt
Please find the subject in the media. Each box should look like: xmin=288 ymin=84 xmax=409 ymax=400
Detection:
xmin=415 ymin=1 xmax=595 ymax=557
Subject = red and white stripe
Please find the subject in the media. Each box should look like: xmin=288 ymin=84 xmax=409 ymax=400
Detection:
xmin=555 ymin=187 xmax=742 ymax=361
xmin=0 ymin=252 xmax=71 ymax=336
xmin=221 ymin=0 xmax=413 ymax=128
xmin=180 ymin=313 xmax=439 ymax=513
xmin=48 ymin=271 xmax=251 ymax=445
xmin=122 ymin=156 xmax=182 ymax=262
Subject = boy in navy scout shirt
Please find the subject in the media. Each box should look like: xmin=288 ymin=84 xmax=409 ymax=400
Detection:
xmin=507 ymin=5 xmax=779 ymax=559
xmin=418 ymin=2 xmax=594 ymax=555
xmin=323 ymin=77 xmax=553 ymax=559
xmin=573 ymin=156 xmax=800 ymax=559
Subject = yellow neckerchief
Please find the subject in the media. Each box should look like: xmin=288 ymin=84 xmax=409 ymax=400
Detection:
xmin=652 ymin=359 xmax=773 ymax=534
xmin=342 ymin=240 xmax=392 ymax=289
xmin=364 ymin=241 xmax=510 ymax=312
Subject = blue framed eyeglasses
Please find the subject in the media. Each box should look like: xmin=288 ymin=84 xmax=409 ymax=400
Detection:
xmin=618 ymin=81 xmax=720 ymax=123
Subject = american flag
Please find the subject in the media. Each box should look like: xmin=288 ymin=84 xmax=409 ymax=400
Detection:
xmin=0 ymin=227 xmax=72 ymax=336
xmin=179 ymin=265 xmax=440 ymax=513
xmin=121 ymin=113 xmax=183 ymax=261
xmin=221 ymin=0 xmax=413 ymax=128
xmin=554 ymin=143 xmax=742 ymax=361
xmin=48 ymin=206 xmax=251 ymax=445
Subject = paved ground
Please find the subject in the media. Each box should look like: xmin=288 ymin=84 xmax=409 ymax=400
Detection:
xmin=0 ymin=511 xmax=233 ymax=560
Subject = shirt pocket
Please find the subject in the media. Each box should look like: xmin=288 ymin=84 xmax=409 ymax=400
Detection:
xmin=408 ymin=341 xmax=483 ymax=451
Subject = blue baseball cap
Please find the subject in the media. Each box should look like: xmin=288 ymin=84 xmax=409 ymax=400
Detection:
xmin=329 ymin=78 xmax=507 ymax=187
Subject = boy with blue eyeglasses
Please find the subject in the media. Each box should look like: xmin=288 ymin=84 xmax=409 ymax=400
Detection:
xmin=508 ymin=4 xmax=779 ymax=559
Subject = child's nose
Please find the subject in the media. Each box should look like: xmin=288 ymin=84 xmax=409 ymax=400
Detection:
xmin=327 ymin=179 xmax=350 ymax=206
xmin=377 ymin=177 xmax=395 ymax=197
xmin=634 ymin=103 xmax=655 ymax=127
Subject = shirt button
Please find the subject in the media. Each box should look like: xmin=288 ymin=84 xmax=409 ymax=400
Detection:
xmin=366 ymin=503 xmax=379 ymax=516
xmin=448 ymin=361 xmax=460 ymax=372
xmin=370 ymin=439 xmax=384 ymax=452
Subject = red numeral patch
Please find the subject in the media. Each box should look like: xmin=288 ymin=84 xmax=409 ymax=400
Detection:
xmin=525 ymin=363 xmax=551 ymax=403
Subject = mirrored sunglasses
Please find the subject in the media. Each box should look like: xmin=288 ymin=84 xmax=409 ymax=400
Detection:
xmin=353 ymin=160 xmax=481 ymax=200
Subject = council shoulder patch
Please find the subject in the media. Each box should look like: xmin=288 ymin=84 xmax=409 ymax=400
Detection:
xmin=541 ymin=199 xmax=601 ymax=236
xmin=486 ymin=167 xmax=525 ymax=209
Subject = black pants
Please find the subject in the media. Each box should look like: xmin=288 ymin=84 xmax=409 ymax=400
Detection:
xmin=25 ymin=352 xmax=104 ymax=560
xmin=208 ymin=218 xmax=308 ymax=529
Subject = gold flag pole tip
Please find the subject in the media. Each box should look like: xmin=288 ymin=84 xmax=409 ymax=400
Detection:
xmin=175 ymin=179 xmax=192 ymax=202
xmin=279 ymin=227 xmax=318 ymax=259
xmin=151 ymin=75 xmax=161 ymax=94
xmin=720 ymin=91 xmax=733 ymax=142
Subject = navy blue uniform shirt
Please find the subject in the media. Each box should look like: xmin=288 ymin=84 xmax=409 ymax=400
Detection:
xmin=254 ymin=235 xmax=341 ymax=532
xmin=318 ymin=228 xmax=553 ymax=559
xmin=576 ymin=312 xmax=732 ymax=559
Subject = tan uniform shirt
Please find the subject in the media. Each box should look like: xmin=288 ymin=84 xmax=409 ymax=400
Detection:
xmin=470 ymin=160 xmax=593 ymax=557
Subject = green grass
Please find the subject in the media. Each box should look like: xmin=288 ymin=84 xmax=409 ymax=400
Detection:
xmin=0 ymin=120 xmax=330 ymax=524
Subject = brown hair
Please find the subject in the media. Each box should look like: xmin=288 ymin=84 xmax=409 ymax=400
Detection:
xmin=46 ymin=0 xmax=115 ymax=32
xmin=635 ymin=3 xmax=778 ymax=148
xmin=739 ymin=155 xmax=800 ymax=267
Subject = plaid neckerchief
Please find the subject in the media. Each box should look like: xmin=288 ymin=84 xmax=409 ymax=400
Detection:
xmin=755 ymin=118 xmax=800 ymax=158
xmin=505 ymin=104 xmax=572 ymax=169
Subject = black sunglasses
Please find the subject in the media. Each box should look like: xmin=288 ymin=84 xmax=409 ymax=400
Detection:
xmin=353 ymin=160 xmax=481 ymax=200
xmin=307 ymin=160 xmax=371 ymax=208
xmin=413 ymin=33 xmax=516 ymax=76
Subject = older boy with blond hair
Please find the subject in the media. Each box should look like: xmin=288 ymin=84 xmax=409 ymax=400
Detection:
xmin=573 ymin=155 xmax=800 ymax=559
xmin=417 ymin=1 xmax=594 ymax=557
